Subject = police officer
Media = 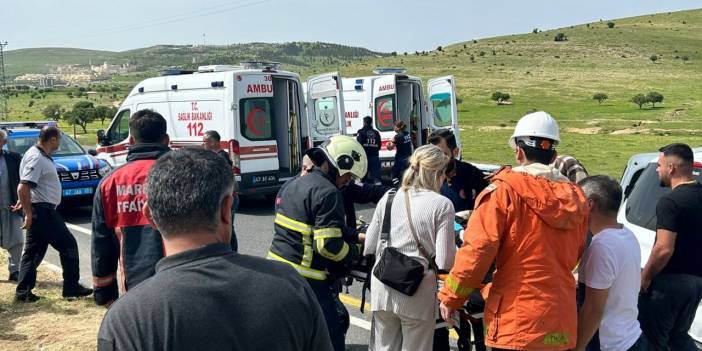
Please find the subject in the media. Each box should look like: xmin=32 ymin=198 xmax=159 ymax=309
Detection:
xmin=268 ymin=135 xmax=367 ymax=351
xmin=386 ymin=120 xmax=412 ymax=184
xmin=14 ymin=126 xmax=92 ymax=302
xmin=356 ymin=116 xmax=381 ymax=184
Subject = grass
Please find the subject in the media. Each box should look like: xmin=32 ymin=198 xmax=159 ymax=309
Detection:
xmin=0 ymin=251 xmax=104 ymax=350
xmin=328 ymin=9 xmax=702 ymax=177
xmin=4 ymin=9 xmax=702 ymax=176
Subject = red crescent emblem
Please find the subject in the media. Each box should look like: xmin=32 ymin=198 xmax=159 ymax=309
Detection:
xmin=246 ymin=107 xmax=266 ymax=136
xmin=377 ymin=99 xmax=393 ymax=127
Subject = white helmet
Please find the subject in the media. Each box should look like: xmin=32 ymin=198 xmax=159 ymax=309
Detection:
xmin=316 ymin=135 xmax=368 ymax=179
xmin=508 ymin=111 xmax=560 ymax=150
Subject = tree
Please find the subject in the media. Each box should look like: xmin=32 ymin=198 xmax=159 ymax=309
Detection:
xmin=67 ymin=91 xmax=74 ymax=98
xmin=65 ymin=101 xmax=97 ymax=133
xmin=607 ymin=21 xmax=616 ymax=28
xmin=630 ymin=94 xmax=648 ymax=109
xmin=437 ymin=46 xmax=443 ymax=52
xmin=682 ymin=56 xmax=689 ymax=63
xmin=491 ymin=91 xmax=511 ymax=105
xmin=554 ymin=33 xmax=568 ymax=42
xmin=28 ymin=100 xmax=35 ymax=108
xmin=532 ymin=28 xmax=539 ymax=34
xmin=95 ymin=105 xmax=115 ymax=125
xmin=650 ymin=55 xmax=658 ymax=63
xmin=646 ymin=92 xmax=664 ymax=107
xmin=593 ymin=93 xmax=608 ymax=105
xmin=43 ymin=103 xmax=63 ymax=121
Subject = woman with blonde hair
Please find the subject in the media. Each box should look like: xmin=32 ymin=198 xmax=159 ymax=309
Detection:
xmin=364 ymin=144 xmax=456 ymax=351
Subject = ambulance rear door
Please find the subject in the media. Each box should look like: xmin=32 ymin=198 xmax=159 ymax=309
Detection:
xmin=306 ymin=72 xmax=345 ymax=146
xmin=427 ymin=75 xmax=461 ymax=150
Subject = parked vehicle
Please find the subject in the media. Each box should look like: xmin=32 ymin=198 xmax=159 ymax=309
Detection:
xmin=618 ymin=146 xmax=702 ymax=346
xmin=1 ymin=121 xmax=111 ymax=203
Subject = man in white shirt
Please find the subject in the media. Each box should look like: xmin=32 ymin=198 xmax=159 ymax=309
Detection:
xmin=576 ymin=175 xmax=649 ymax=351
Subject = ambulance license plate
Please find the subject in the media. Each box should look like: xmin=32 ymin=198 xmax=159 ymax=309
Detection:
xmin=252 ymin=175 xmax=277 ymax=185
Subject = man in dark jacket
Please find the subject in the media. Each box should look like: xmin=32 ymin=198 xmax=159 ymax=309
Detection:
xmin=98 ymin=148 xmax=333 ymax=351
xmin=91 ymin=109 xmax=170 ymax=307
xmin=203 ymin=130 xmax=239 ymax=252
xmin=429 ymin=129 xmax=489 ymax=212
xmin=0 ymin=130 xmax=23 ymax=282
xmin=356 ymin=116 xmax=381 ymax=184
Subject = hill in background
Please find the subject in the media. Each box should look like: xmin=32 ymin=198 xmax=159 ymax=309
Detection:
xmin=4 ymin=42 xmax=386 ymax=77
xmin=334 ymin=8 xmax=702 ymax=175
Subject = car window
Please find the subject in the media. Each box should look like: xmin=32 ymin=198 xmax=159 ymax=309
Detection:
xmin=105 ymin=109 xmax=130 ymax=145
xmin=54 ymin=133 xmax=85 ymax=156
xmin=626 ymin=163 xmax=702 ymax=231
xmin=375 ymin=94 xmax=395 ymax=132
xmin=431 ymin=92 xmax=453 ymax=128
xmin=6 ymin=136 xmax=36 ymax=155
xmin=240 ymin=98 xmax=273 ymax=140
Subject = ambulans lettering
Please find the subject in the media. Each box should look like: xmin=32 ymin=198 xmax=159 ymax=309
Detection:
xmin=246 ymin=84 xmax=273 ymax=94
xmin=378 ymin=84 xmax=395 ymax=92
xmin=345 ymin=111 xmax=359 ymax=118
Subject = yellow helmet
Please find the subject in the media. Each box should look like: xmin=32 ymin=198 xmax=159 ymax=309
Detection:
xmin=317 ymin=135 xmax=367 ymax=179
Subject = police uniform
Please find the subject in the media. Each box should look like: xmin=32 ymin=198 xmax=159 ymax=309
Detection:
xmin=16 ymin=145 xmax=83 ymax=297
xmin=392 ymin=130 xmax=412 ymax=180
xmin=356 ymin=125 xmax=381 ymax=183
xmin=269 ymin=168 xmax=360 ymax=351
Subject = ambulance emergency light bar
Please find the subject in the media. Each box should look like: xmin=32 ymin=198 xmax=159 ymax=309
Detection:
xmin=241 ymin=61 xmax=281 ymax=71
xmin=372 ymin=68 xmax=407 ymax=75
xmin=0 ymin=121 xmax=57 ymax=130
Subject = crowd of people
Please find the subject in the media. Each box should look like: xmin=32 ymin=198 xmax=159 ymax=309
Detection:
xmin=1 ymin=108 xmax=701 ymax=351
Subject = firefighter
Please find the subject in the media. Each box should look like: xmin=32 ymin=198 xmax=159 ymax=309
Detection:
xmin=268 ymin=135 xmax=367 ymax=351
xmin=438 ymin=111 xmax=589 ymax=351
xmin=356 ymin=116 xmax=381 ymax=185
xmin=91 ymin=110 xmax=170 ymax=307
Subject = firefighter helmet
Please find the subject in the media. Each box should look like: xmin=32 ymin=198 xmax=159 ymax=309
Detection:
xmin=316 ymin=135 xmax=367 ymax=179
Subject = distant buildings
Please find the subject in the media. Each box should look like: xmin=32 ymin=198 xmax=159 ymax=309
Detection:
xmin=13 ymin=61 xmax=136 ymax=86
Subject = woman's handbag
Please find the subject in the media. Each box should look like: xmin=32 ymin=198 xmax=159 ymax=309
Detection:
xmin=373 ymin=189 xmax=437 ymax=296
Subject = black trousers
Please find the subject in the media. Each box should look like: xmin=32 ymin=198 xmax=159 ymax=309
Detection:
xmin=16 ymin=204 xmax=80 ymax=294
xmin=638 ymin=273 xmax=702 ymax=351
xmin=309 ymin=279 xmax=349 ymax=351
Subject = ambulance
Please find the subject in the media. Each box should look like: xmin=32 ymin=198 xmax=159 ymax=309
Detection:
xmin=304 ymin=68 xmax=461 ymax=176
xmin=95 ymin=62 xmax=340 ymax=196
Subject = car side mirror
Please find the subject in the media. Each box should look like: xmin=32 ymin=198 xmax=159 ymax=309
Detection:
xmin=88 ymin=149 xmax=98 ymax=156
xmin=97 ymin=130 xmax=106 ymax=145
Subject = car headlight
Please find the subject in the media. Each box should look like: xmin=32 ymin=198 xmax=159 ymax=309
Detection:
xmin=98 ymin=164 xmax=112 ymax=177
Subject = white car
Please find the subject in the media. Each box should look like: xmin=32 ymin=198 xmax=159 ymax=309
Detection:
xmin=618 ymin=147 xmax=702 ymax=346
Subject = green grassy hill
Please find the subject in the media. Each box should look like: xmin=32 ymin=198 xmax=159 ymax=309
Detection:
xmin=333 ymin=9 xmax=702 ymax=176
xmin=4 ymin=42 xmax=386 ymax=77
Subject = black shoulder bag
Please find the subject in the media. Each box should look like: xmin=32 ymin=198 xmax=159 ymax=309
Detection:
xmin=372 ymin=189 xmax=437 ymax=296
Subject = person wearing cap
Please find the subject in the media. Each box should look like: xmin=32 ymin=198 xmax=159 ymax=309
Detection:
xmin=15 ymin=126 xmax=93 ymax=302
xmin=267 ymin=135 xmax=367 ymax=351
xmin=386 ymin=120 xmax=412 ymax=184
xmin=438 ymin=111 xmax=589 ymax=350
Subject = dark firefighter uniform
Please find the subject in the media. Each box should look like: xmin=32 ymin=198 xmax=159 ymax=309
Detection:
xmin=269 ymin=168 xmax=360 ymax=351
xmin=356 ymin=125 xmax=381 ymax=183
xmin=91 ymin=144 xmax=169 ymax=306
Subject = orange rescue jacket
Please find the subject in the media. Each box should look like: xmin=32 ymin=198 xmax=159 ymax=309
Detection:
xmin=438 ymin=164 xmax=588 ymax=350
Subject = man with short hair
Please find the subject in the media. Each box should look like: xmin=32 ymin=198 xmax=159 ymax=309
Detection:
xmin=575 ymin=176 xmax=647 ymax=351
xmin=0 ymin=130 xmax=24 ymax=282
xmin=15 ymin=126 xmax=92 ymax=302
xmin=356 ymin=116 xmax=381 ymax=184
xmin=639 ymin=143 xmax=702 ymax=350
xmin=92 ymin=109 xmax=170 ymax=307
xmin=429 ymin=128 xmax=489 ymax=212
xmin=98 ymin=148 xmax=333 ymax=351
xmin=439 ymin=111 xmax=588 ymax=350
xmin=203 ymin=129 xmax=239 ymax=252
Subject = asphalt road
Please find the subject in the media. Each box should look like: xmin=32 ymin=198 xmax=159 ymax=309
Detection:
xmin=46 ymin=196 xmax=462 ymax=350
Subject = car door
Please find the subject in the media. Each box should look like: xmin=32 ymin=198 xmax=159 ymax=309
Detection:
xmin=427 ymin=76 xmax=460 ymax=150
xmin=306 ymin=72 xmax=345 ymax=146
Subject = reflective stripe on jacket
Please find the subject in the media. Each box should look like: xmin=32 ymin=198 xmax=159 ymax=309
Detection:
xmin=438 ymin=164 xmax=588 ymax=350
xmin=268 ymin=169 xmax=359 ymax=282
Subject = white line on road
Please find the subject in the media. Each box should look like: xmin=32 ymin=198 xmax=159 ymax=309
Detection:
xmin=66 ymin=223 xmax=92 ymax=236
xmin=350 ymin=315 xmax=371 ymax=331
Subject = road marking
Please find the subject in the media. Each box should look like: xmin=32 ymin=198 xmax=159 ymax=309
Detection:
xmin=340 ymin=293 xmax=460 ymax=339
xmin=66 ymin=223 xmax=92 ymax=236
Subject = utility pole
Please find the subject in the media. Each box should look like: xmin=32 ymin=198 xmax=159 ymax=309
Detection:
xmin=0 ymin=41 xmax=8 ymax=121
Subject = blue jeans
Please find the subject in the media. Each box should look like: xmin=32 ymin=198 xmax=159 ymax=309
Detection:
xmin=309 ymin=280 xmax=349 ymax=351
xmin=638 ymin=273 xmax=702 ymax=351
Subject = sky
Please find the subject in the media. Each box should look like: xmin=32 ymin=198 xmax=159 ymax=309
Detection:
xmin=3 ymin=0 xmax=701 ymax=53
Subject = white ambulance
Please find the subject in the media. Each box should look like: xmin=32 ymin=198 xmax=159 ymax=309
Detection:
xmin=96 ymin=63 xmax=340 ymax=196
xmin=305 ymin=68 xmax=461 ymax=176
